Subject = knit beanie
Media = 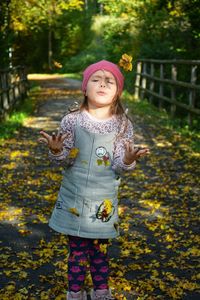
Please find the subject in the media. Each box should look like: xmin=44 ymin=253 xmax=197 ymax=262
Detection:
xmin=82 ymin=60 xmax=124 ymax=96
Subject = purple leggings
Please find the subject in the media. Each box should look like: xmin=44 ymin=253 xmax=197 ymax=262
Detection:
xmin=68 ymin=236 xmax=109 ymax=292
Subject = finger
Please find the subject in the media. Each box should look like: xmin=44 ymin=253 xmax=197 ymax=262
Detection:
xmin=38 ymin=137 xmax=48 ymax=144
xmin=57 ymin=132 xmax=63 ymax=141
xmin=129 ymin=142 xmax=134 ymax=153
xmin=52 ymin=132 xmax=56 ymax=140
xmin=61 ymin=133 xmax=69 ymax=142
xmin=137 ymin=149 xmax=150 ymax=157
xmin=124 ymin=141 xmax=130 ymax=152
xmin=39 ymin=131 xmax=51 ymax=141
xmin=134 ymin=147 xmax=142 ymax=154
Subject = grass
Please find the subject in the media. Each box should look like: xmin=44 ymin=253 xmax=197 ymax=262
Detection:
xmin=0 ymin=99 xmax=34 ymax=141
xmin=0 ymin=84 xmax=41 ymax=142
xmin=123 ymin=91 xmax=200 ymax=153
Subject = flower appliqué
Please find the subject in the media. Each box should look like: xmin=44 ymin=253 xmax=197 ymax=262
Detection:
xmin=96 ymin=199 xmax=115 ymax=222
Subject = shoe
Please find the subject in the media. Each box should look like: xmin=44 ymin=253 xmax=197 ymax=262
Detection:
xmin=66 ymin=290 xmax=87 ymax=300
xmin=90 ymin=288 xmax=115 ymax=300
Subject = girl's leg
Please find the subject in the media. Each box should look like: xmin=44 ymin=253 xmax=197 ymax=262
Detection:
xmin=68 ymin=235 xmax=89 ymax=293
xmin=88 ymin=239 xmax=109 ymax=291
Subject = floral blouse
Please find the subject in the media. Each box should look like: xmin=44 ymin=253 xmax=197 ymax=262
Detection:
xmin=49 ymin=110 xmax=136 ymax=173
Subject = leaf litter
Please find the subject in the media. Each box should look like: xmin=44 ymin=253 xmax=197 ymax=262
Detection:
xmin=0 ymin=75 xmax=199 ymax=299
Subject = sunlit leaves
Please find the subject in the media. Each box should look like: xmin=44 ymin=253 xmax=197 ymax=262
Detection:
xmin=0 ymin=77 xmax=199 ymax=299
xmin=119 ymin=53 xmax=133 ymax=72
xmin=9 ymin=0 xmax=84 ymax=32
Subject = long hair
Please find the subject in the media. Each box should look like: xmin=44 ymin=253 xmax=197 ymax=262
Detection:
xmin=67 ymin=95 xmax=133 ymax=143
xmin=79 ymin=95 xmax=125 ymax=116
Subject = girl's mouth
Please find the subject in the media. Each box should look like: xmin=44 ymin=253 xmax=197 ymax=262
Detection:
xmin=97 ymin=91 xmax=106 ymax=95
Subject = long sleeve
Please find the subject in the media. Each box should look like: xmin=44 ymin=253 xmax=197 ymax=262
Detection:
xmin=48 ymin=110 xmax=137 ymax=171
xmin=49 ymin=112 xmax=77 ymax=165
xmin=112 ymin=118 xmax=136 ymax=174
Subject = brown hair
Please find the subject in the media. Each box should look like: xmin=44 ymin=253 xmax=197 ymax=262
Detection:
xmin=67 ymin=96 xmax=133 ymax=143
xmin=78 ymin=95 xmax=125 ymax=116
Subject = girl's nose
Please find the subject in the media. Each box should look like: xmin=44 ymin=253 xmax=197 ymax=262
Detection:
xmin=100 ymin=80 xmax=106 ymax=87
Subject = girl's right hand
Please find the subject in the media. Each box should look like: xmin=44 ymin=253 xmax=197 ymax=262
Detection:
xmin=38 ymin=130 xmax=68 ymax=155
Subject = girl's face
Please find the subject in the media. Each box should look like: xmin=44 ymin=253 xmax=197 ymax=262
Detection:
xmin=85 ymin=70 xmax=118 ymax=109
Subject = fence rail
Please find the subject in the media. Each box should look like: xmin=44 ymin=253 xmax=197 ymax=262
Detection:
xmin=134 ymin=59 xmax=200 ymax=125
xmin=0 ymin=66 xmax=28 ymax=120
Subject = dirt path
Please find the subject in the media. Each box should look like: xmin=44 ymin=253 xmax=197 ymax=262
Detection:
xmin=0 ymin=75 xmax=199 ymax=300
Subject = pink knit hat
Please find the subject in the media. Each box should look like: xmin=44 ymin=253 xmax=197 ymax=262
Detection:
xmin=82 ymin=60 xmax=124 ymax=96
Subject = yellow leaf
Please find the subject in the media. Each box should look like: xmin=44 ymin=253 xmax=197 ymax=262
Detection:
xmin=53 ymin=60 xmax=63 ymax=69
xmin=119 ymin=53 xmax=133 ymax=72
xmin=68 ymin=207 xmax=80 ymax=217
xmin=18 ymin=229 xmax=32 ymax=235
xmin=99 ymin=243 xmax=108 ymax=254
xmin=6 ymin=283 xmax=15 ymax=291
xmin=97 ymin=159 xmax=103 ymax=166
xmin=68 ymin=148 xmax=79 ymax=158
xmin=4 ymin=270 xmax=12 ymax=276
xmin=19 ymin=271 xmax=28 ymax=279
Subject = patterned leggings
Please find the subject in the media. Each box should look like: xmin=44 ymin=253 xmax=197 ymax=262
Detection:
xmin=68 ymin=235 xmax=109 ymax=292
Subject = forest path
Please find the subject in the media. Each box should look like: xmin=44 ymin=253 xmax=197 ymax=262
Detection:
xmin=0 ymin=75 xmax=199 ymax=300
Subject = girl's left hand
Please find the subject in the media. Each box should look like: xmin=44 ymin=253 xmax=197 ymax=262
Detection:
xmin=123 ymin=141 xmax=150 ymax=165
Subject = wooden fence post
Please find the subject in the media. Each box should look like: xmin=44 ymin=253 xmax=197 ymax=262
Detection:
xmin=141 ymin=62 xmax=147 ymax=100
xmin=170 ymin=64 xmax=177 ymax=116
xmin=149 ymin=63 xmax=154 ymax=104
xmin=134 ymin=61 xmax=142 ymax=99
xmin=159 ymin=63 xmax=164 ymax=109
xmin=133 ymin=59 xmax=200 ymax=126
xmin=0 ymin=66 xmax=28 ymax=120
xmin=188 ymin=65 xmax=197 ymax=126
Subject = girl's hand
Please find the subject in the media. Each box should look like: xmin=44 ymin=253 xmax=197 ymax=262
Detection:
xmin=123 ymin=141 xmax=150 ymax=165
xmin=38 ymin=130 xmax=68 ymax=155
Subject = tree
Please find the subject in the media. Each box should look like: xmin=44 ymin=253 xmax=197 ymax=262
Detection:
xmin=9 ymin=0 xmax=84 ymax=70
xmin=0 ymin=0 xmax=12 ymax=68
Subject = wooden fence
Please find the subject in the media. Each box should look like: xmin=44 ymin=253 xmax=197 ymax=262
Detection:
xmin=134 ymin=59 xmax=200 ymax=125
xmin=0 ymin=66 xmax=28 ymax=120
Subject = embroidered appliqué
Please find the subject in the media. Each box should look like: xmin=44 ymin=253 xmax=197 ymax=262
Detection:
xmin=95 ymin=146 xmax=111 ymax=167
xmin=56 ymin=201 xmax=63 ymax=209
xmin=96 ymin=146 xmax=107 ymax=158
xmin=96 ymin=199 xmax=115 ymax=222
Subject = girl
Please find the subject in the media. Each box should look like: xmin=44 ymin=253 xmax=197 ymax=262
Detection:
xmin=39 ymin=60 xmax=149 ymax=300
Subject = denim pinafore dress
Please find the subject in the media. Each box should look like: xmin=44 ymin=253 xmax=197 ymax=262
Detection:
xmin=49 ymin=116 xmax=120 ymax=239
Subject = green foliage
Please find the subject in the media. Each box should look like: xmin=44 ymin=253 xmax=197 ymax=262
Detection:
xmin=1 ymin=0 xmax=199 ymax=74
xmin=98 ymin=0 xmax=200 ymax=60
xmin=1 ymin=0 xmax=85 ymax=71
xmin=123 ymin=92 xmax=200 ymax=151
xmin=0 ymin=92 xmax=36 ymax=141
xmin=9 ymin=0 xmax=84 ymax=31
xmin=0 ymin=1 xmax=13 ymax=68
